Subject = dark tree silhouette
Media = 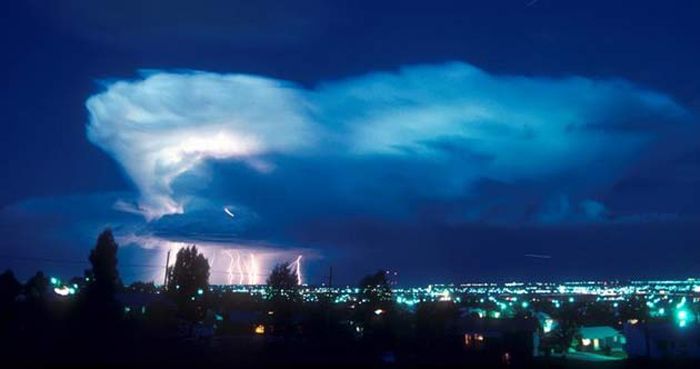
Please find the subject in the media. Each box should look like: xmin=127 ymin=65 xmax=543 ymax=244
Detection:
xmin=619 ymin=295 xmax=650 ymax=323
xmin=579 ymin=301 xmax=616 ymax=327
xmin=267 ymin=262 xmax=298 ymax=291
xmin=128 ymin=281 xmax=157 ymax=293
xmin=88 ymin=229 xmax=122 ymax=294
xmin=266 ymin=262 xmax=301 ymax=336
xmin=414 ymin=301 xmax=459 ymax=348
xmin=24 ymin=271 xmax=49 ymax=300
xmin=20 ymin=271 xmax=52 ymax=340
xmin=547 ymin=304 xmax=581 ymax=355
xmin=359 ymin=270 xmax=392 ymax=307
xmin=66 ymin=230 xmax=127 ymax=363
xmin=0 ymin=270 xmax=21 ymax=344
xmin=356 ymin=271 xmax=398 ymax=354
xmin=168 ymin=245 xmax=209 ymax=303
xmin=0 ymin=269 xmax=21 ymax=305
xmin=75 ymin=228 xmax=125 ymax=332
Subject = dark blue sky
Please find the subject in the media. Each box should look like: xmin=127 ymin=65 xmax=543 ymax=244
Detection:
xmin=2 ymin=0 xmax=699 ymax=285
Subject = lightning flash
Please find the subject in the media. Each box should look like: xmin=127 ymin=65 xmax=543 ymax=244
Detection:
xmin=293 ymin=255 xmax=303 ymax=285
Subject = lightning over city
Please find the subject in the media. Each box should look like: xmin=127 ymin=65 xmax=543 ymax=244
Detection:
xmin=2 ymin=0 xmax=700 ymax=367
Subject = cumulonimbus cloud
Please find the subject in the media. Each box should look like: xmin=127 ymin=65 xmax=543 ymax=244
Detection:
xmin=87 ymin=72 xmax=317 ymax=219
xmin=86 ymin=62 xmax=693 ymax=221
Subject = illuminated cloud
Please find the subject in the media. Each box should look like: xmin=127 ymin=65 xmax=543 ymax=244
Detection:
xmin=87 ymin=63 xmax=693 ymax=222
xmin=86 ymin=72 xmax=316 ymax=219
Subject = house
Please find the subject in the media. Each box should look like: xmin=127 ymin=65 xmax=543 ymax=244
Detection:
xmin=575 ymin=326 xmax=626 ymax=355
xmin=625 ymin=322 xmax=700 ymax=359
xmin=534 ymin=312 xmax=556 ymax=334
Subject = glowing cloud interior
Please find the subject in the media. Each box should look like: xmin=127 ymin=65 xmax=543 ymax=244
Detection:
xmin=87 ymin=63 xmax=690 ymax=222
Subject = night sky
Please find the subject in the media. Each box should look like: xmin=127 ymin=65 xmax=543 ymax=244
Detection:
xmin=2 ymin=0 xmax=699 ymax=285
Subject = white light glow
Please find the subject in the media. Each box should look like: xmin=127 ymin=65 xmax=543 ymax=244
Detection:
xmin=54 ymin=286 xmax=70 ymax=296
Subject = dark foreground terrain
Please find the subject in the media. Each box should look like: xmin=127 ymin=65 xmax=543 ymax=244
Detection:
xmin=3 ymin=328 xmax=700 ymax=369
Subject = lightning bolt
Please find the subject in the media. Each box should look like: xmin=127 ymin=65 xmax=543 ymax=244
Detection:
xmin=293 ymin=255 xmax=303 ymax=285
xmin=235 ymin=250 xmax=244 ymax=285
xmin=223 ymin=250 xmax=235 ymax=285
xmin=249 ymin=253 xmax=258 ymax=285
xmin=209 ymin=250 xmax=218 ymax=274
xmin=223 ymin=249 xmax=259 ymax=285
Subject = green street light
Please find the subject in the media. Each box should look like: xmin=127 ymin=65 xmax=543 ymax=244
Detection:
xmin=676 ymin=308 xmax=692 ymax=328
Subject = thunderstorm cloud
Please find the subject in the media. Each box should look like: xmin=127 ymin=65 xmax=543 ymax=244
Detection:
xmin=87 ymin=73 xmax=316 ymax=219
xmin=86 ymin=62 xmax=694 ymax=223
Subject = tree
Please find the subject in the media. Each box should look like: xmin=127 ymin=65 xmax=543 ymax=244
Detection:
xmin=68 ymin=230 xmax=126 ymax=358
xmin=266 ymin=262 xmax=301 ymax=335
xmin=547 ymin=304 xmax=581 ymax=355
xmin=21 ymin=271 xmax=51 ymax=337
xmin=167 ymin=245 xmax=209 ymax=303
xmin=77 ymin=229 xmax=123 ymax=326
xmin=414 ymin=301 xmax=459 ymax=348
xmin=88 ymin=228 xmax=122 ymax=294
xmin=267 ymin=262 xmax=298 ymax=291
xmin=579 ymin=301 xmax=616 ymax=327
xmin=356 ymin=271 xmax=398 ymax=353
xmin=359 ymin=270 xmax=392 ymax=308
xmin=0 ymin=270 xmax=21 ymax=338
xmin=0 ymin=269 xmax=21 ymax=305
xmin=128 ymin=281 xmax=157 ymax=293
xmin=619 ymin=296 xmax=650 ymax=323
xmin=24 ymin=271 xmax=49 ymax=300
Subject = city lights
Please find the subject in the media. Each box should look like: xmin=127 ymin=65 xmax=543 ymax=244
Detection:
xmin=42 ymin=275 xmax=700 ymax=332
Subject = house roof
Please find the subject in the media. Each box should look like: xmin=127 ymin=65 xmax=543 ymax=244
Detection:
xmin=579 ymin=326 xmax=620 ymax=339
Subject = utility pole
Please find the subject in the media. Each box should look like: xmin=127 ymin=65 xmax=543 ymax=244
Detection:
xmin=328 ymin=265 xmax=333 ymax=289
xmin=163 ymin=249 xmax=171 ymax=289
